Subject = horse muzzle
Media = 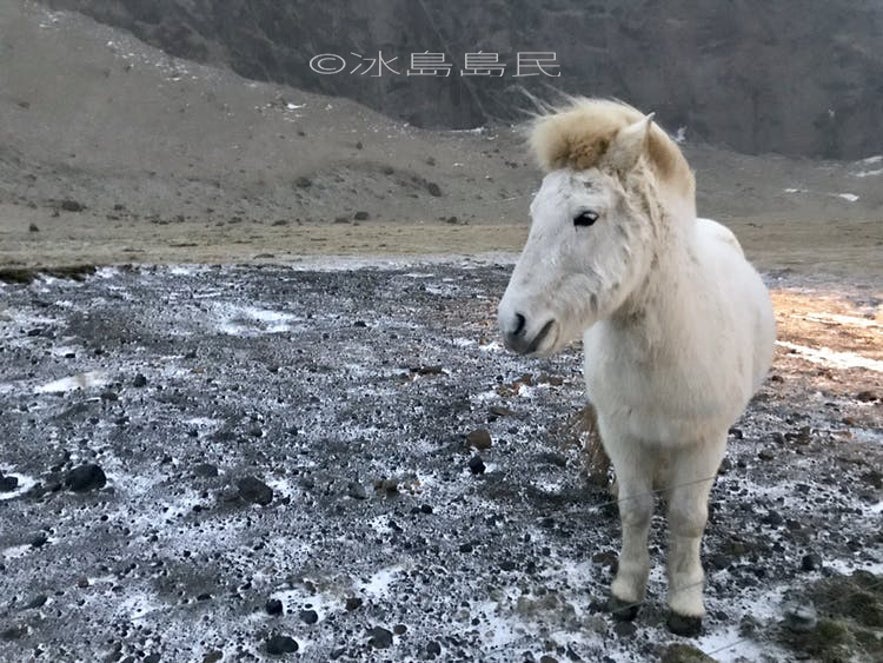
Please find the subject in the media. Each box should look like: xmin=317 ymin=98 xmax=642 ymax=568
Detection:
xmin=500 ymin=314 xmax=556 ymax=356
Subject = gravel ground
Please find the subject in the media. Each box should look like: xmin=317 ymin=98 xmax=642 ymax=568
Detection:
xmin=0 ymin=262 xmax=880 ymax=662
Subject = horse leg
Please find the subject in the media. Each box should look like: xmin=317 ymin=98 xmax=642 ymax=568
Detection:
xmin=606 ymin=441 xmax=655 ymax=620
xmin=664 ymin=436 xmax=726 ymax=636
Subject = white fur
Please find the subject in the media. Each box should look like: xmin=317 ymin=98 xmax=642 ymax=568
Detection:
xmin=498 ymin=116 xmax=776 ymax=623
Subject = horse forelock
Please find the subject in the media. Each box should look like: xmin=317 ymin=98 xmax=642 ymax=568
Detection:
xmin=528 ymin=98 xmax=695 ymax=199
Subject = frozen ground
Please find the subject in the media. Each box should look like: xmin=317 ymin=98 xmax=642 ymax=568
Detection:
xmin=0 ymin=262 xmax=880 ymax=662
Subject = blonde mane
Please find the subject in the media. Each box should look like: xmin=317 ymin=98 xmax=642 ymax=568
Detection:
xmin=528 ymin=98 xmax=695 ymax=197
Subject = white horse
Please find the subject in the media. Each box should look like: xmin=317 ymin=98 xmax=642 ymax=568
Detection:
xmin=497 ymin=98 xmax=775 ymax=635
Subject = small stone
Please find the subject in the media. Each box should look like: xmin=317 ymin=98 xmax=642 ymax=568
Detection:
xmin=202 ymin=651 xmax=223 ymax=663
xmin=24 ymin=594 xmax=48 ymax=610
xmin=393 ymin=624 xmax=407 ymax=635
xmin=265 ymin=634 xmax=299 ymax=655
xmin=425 ymin=640 xmax=442 ymax=657
xmin=426 ymin=156 xmax=436 ymax=166
xmin=801 ymin=553 xmax=822 ymax=572
xmin=468 ymin=455 xmax=486 ymax=474
xmin=355 ymin=141 xmax=363 ymax=150
xmin=65 ymin=464 xmax=106 ymax=492
xmin=0 ymin=475 xmax=18 ymax=492
xmin=488 ymin=405 xmax=514 ymax=418
xmin=144 ymin=654 xmax=160 ymax=663
xmin=856 ymin=390 xmax=878 ymax=402
xmin=466 ymin=429 xmax=492 ymax=450
xmin=345 ymin=597 xmax=363 ymax=611
xmin=29 ymin=532 xmax=48 ymax=548
xmin=354 ymin=211 xmax=370 ymax=221
xmin=368 ymin=626 xmax=393 ymax=649
xmin=28 ymin=223 xmax=39 ymax=232
xmin=660 ymin=643 xmax=716 ymax=662
xmin=762 ymin=510 xmax=784 ymax=526
xmin=783 ymin=601 xmax=817 ymax=632
xmin=133 ymin=374 xmax=148 ymax=388
xmin=60 ymin=199 xmax=85 ymax=212
xmin=0 ymin=625 xmax=27 ymax=640
xmin=728 ymin=427 xmax=743 ymax=439
xmin=193 ymin=463 xmax=219 ymax=478
xmin=294 ymin=176 xmax=312 ymax=189
xmin=100 ymin=390 xmax=119 ymax=401
xmin=540 ymin=656 xmax=559 ymax=663
xmin=265 ymin=598 xmax=283 ymax=615
xmin=613 ymin=621 xmax=637 ymax=637
xmin=237 ymin=476 xmax=273 ymax=506
xmin=426 ymin=182 xmax=442 ymax=197
xmin=347 ymin=481 xmax=367 ymax=500
xmin=299 ymin=609 xmax=318 ymax=624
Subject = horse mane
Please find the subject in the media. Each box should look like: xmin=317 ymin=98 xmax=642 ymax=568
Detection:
xmin=528 ymin=97 xmax=695 ymax=197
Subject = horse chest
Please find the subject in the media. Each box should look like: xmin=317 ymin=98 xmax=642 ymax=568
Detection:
xmin=582 ymin=322 xmax=739 ymax=444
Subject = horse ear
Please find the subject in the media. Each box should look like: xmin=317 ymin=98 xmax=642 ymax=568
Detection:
xmin=604 ymin=113 xmax=654 ymax=172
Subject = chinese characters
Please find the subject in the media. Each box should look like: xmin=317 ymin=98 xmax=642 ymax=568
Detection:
xmin=309 ymin=51 xmax=560 ymax=78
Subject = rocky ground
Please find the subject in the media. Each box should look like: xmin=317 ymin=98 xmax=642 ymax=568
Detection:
xmin=0 ymin=262 xmax=880 ymax=662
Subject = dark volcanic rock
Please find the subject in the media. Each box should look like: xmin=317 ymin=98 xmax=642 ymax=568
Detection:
xmin=265 ymin=598 xmax=283 ymax=615
xmin=468 ymin=455 xmax=486 ymax=474
xmin=466 ymin=428 xmax=492 ymax=450
xmin=367 ymin=626 xmax=393 ymax=649
xmin=298 ymin=608 xmax=318 ymax=624
xmin=64 ymin=464 xmax=106 ymax=492
xmin=0 ymin=474 xmax=18 ymax=492
xmin=59 ymin=199 xmax=85 ymax=212
xmin=237 ymin=476 xmax=273 ymax=505
xmin=265 ymin=634 xmax=298 ymax=655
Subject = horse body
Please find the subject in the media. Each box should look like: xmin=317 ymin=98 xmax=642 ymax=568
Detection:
xmin=497 ymin=98 xmax=775 ymax=635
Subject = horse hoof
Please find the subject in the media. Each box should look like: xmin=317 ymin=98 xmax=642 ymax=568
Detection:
xmin=667 ymin=612 xmax=702 ymax=636
xmin=608 ymin=596 xmax=640 ymax=621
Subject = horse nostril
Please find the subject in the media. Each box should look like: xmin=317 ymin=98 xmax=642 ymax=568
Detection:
xmin=513 ymin=313 xmax=527 ymax=337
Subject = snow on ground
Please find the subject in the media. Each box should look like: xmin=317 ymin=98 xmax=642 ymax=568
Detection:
xmin=0 ymin=262 xmax=880 ymax=662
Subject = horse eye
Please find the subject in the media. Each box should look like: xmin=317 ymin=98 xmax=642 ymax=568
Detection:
xmin=573 ymin=211 xmax=599 ymax=227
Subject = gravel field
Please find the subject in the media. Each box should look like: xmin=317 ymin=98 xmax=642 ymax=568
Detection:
xmin=0 ymin=262 xmax=880 ymax=662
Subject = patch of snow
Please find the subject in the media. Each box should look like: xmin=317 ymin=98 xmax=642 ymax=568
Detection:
xmin=215 ymin=304 xmax=300 ymax=335
xmin=777 ymin=340 xmax=882 ymax=372
xmin=0 ymin=473 xmax=37 ymax=501
xmin=854 ymin=168 xmax=883 ymax=178
xmin=826 ymin=557 xmax=883 ymax=576
xmin=860 ymin=155 xmax=882 ymax=164
xmin=2 ymin=544 xmax=32 ymax=561
xmin=835 ymin=193 xmax=859 ymax=202
xmin=36 ymin=370 xmax=110 ymax=393
xmin=783 ymin=187 xmax=806 ymax=194
xmin=800 ymin=312 xmax=880 ymax=329
xmin=358 ymin=565 xmax=403 ymax=598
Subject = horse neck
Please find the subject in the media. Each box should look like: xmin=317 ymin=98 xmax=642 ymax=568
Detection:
xmin=612 ymin=195 xmax=698 ymax=341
